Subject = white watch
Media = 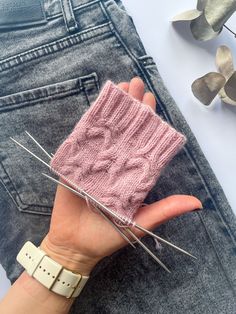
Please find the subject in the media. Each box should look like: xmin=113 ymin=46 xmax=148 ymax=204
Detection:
xmin=16 ymin=241 xmax=89 ymax=298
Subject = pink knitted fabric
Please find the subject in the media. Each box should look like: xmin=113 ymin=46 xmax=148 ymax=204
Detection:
xmin=50 ymin=80 xmax=186 ymax=223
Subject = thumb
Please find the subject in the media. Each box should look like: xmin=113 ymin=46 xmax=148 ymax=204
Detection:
xmin=133 ymin=195 xmax=202 ymax=237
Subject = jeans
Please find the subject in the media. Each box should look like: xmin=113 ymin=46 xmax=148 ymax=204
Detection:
xmin=0 ymin=0 xmax=235 ymax=313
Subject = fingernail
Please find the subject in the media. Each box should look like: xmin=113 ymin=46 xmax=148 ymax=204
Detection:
xmin=193 ymin=207 xmax=203 ymax=212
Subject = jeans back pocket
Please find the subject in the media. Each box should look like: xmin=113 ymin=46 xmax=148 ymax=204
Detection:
xmin=0 ymin=72 xmax=99 ymax=215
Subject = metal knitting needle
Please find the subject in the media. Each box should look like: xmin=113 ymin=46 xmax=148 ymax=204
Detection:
xmin=83 ymin=195 xmax=136 ymax=249
xmin=125 ymin=228 xmax=171 ymax=273
xmin=53 ymin=173 xmax=196 ymax=260
xmin=22 ymin=131 xmax=136 ymax=248
xmin=10 ymin=136 xmax=135 ymax=248
xmin=10 ymin=136 xmax=187 ymax=271
xmin=69 ymin=185 xmax=197 ymax=259
xmin=42 ymin=173 xmax=136 ymax=248
xmin=10 ymin=135 xmax=197 ymax=259
xmin=25 ymin=131 xmax=52 ymax=160
xmin=90 ymin=201 xmax=136 ymax=249
xmin=134 ymin=225 xmax=196 ymax=259
xmin=42 ymin=172 xmax=171 ymax=273
xmin=10 ymin=137 xmax=51 ymax=169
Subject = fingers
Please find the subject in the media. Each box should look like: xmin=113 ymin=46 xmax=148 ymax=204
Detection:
xmin=133 ymin=195 xmax=203 ymax=237
xmin=128 ymin=77 xmax=145 ymax=101
xmin=117 ymin=77 xmax=156 ymax=111
xmin=117 ymin=82 xmax=129 ymax=92
xmin=142 ymin=92 xmax=156 ymax=111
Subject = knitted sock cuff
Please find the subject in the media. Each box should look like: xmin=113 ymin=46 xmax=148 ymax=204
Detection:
xmin=50 ymin=80 xmax=187 ymax=223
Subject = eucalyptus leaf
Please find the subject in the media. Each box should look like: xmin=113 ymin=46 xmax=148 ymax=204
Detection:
xmin=218 ymin=88 xmax=236 ymax=106
xmin=216 ymin=45 xmax=234 ymax=79
xmin=172 ymin=0 xmax=236 ymax=41
xmin=190 ymin=14 xmax=221 ymax=41
xmin=224 ymin=71 xmax=236 ymax=101
xmin=172 ymin=9 xmax=202 ymax=22
xmin=197 ymin=0 xmax=207 ymax=11
xmin=192 ymin=72 xmax=226 ymax=105
xmin=205 ymin=0 xmax=236 ymax=32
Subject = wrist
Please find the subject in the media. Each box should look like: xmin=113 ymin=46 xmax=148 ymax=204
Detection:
xmin=40 ymin=235 xmax=97 ymax=276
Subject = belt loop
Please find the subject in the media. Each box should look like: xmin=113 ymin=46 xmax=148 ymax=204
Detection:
xmin=60 ymin=0 xmax=78 ymax=33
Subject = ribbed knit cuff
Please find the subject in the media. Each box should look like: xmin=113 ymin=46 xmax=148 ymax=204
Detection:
xmin=50 ymin=80 xmax=187 ymax=223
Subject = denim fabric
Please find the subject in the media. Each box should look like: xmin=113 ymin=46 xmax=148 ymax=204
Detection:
xmin=0 ymin=0 xmax=236 ymax=313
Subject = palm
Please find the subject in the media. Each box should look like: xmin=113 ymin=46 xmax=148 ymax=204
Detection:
xmin=48 ymin=180 xmax=201 ymax=262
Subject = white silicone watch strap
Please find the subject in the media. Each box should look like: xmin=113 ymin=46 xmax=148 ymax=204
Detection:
xmin=16 ymin=241 xmax=89 ymax=298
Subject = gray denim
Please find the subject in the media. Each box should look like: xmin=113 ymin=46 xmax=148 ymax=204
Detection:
xmin=0 ymin=0 xmax=236 ymax=313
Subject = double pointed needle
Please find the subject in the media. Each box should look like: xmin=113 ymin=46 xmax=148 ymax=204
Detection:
xmin=41 ymin=172 xmax=171 ymax=273
xmin=10 ymin=132 xmax=197 ymax=271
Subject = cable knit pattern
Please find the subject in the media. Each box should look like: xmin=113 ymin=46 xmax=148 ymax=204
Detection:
xmin=50 ymin=80 xmax=187 ymax=223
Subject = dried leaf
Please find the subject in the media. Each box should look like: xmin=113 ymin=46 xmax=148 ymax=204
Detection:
xmin=192 ymin=72 xmax=226 ymax=105
xmin=172 ymin=0 xmax=236 ymax=41
xmin=218 ymin=88 xmax=236 ymax=106
xmin=197 ymin=0 xmax=207 ymax=11
xmin=216 ymin=45 xmax=234 ymax=79
xmin=172 ymin=9 xmax=202 ymax=22
xmin=205 ymin=0 xmax=236 ymax=32
xmin=190 ymin=14 xmax=221 ymax=41
xmin=224 ymin=71 xmax=236 ymax=101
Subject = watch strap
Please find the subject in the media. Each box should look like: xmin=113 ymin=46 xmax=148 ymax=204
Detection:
xmin=16 ymin=241 xmax=89 ymax=298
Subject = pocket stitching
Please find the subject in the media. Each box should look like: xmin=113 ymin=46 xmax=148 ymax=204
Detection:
xmin=0 ymin=72 xmax=98 ymax=110
xmin=0 ymin=21 xmax=112 ymax=72
xmin=0 ymin=72 xmax=100 ymax=215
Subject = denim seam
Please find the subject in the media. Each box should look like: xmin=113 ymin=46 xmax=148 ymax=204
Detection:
xmin=0 ymin=164 xmax=52 ymax=212
xmin=0 ymin=72 xmax=99 ymax=108
xmin=0 ymin=73 xmax=98 ymax=108
xmin=83 ymin=81 xmax=100 ymax=106
xmin=60 ymin=0 xmax=78 ymax=32
xmin=184 ymin=146 xmax=236 ymax=244
xmin=0 ymin=21 xmax=112 ymax=72
xmin=0 ymin=74 xmax=99 ymax=214
xmin=38 ymin=0 xmax=44 ymax=18
xmin=198 ymin=213 xmax=236 ymax=295
xmin=46 ymin=0 xmax=100 ymax=21
xmin=0 ymin=87 xmax=83 ymax=109
xmin=0 ymin=177 xmax=25 ymax=211
xmin=60 ymin=0 xmax=70 ymax=31
xmin=99 ymin=2 xmax=161 ymax=109
xmin=0 ymin=162 xmax=51 ymax=210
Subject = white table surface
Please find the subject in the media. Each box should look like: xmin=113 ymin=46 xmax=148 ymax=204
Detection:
xmin=1 ymin=0 xmax=236 ymax=299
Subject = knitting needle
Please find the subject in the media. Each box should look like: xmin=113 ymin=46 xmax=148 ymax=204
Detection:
xmin=125 ymin=228 xmax=171 ymax=273
xmin=83 ymin=194 xmax=135 ymax=245
xmin=42 ymin=172 xmax=171 ymax=273
xmin=64 ymin=182 xmax=196 ymax=259
xmin=25 ymin=131 xmax=52 ymax=160
xmin=22 ymin=131 xmax=136 ymax=248
xmin=89 ymin=201 xmax=136 ymax=249
xmin=10 ymin=137 xmax=51 ymax=169
xmin=10 ymin=136 xmax=135 ymax=248
xmin=10 ymin=135 xmax=196 ymax=259
xmin=134 ymin=225 xmax=196 ymax=259
xmin=25 ymin=131 xmax=54 ymax=158
xmin=42 ymin=173 xmax=136 ymax=248
xmin=9 ymin=137 xmax=181 ymax=271
xmin=50 ymin=168 xmax=196 ymax=259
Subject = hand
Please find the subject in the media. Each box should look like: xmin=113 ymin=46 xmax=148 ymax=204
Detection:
xmin=40 ymin=77 xmax=202 ymax=275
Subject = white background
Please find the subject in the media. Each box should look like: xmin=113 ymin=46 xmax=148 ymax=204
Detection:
xmin=1 ymin=0 xmax=236 ymax=299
